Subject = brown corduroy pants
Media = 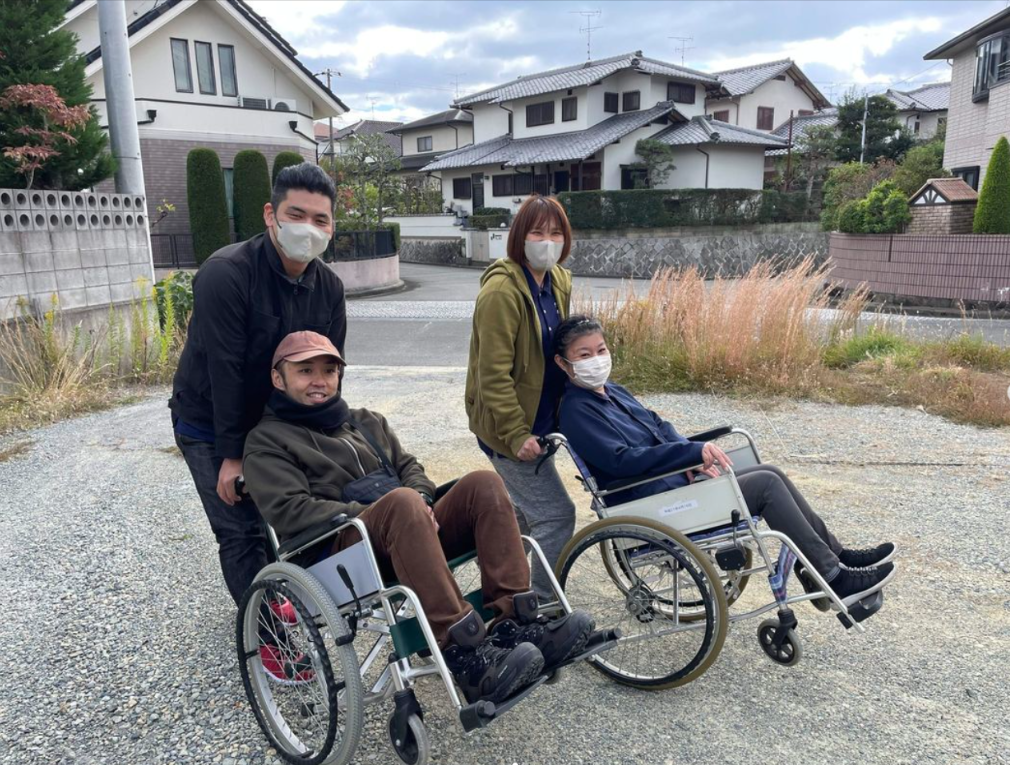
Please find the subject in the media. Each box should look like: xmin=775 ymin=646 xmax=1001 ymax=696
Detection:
xmin=334 ymin=471 xmax=530 ymax=646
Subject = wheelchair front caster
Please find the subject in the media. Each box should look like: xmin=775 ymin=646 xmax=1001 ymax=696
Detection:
xmin=388 ymin=712 xmax=429 ymax=765
xmin=758 ymin=618 xmax=802 ymax=666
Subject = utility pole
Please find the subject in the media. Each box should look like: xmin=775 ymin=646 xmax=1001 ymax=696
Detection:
xmin=570 ymin=10 xmax=602 ymax=61
xmin=315 ymin=68 xmax=341 ymax=184
xmin=785 ymin=109 xmax=794 ymax=190
xmin=859 ymin=92 xmax=869 ymax=164
xmin=668 ymin=36 xmax=695 ymax=67
xmin=97 ymin=1 xmax=145 ymax=195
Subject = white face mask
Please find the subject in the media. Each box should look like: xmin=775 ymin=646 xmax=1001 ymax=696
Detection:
xmin=567 ymin=354 xmax=611 ymax=389
xmin=524 ymin=239 xmax=563 ymax=271
xmin=275 ymin=219 xmax=331 ymax=263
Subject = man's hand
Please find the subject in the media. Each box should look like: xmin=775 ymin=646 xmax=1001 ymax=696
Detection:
xmin=701 ymin=442 xmax=733 ymax=472
xmin=516 ymin=436 xmax=543 ymax=462
xmin=217 ymin=458 xmax=244 ymax=505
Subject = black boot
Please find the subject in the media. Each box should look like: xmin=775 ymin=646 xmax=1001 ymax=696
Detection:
xmin=838 ymin=543 xmax=896 ymax=568
xmin=794 ymin=564 xmax=831 ymax=612
xmin=490 ymin=591 xmax=596 ymax=671
xmin=442 ymin=611 xmax=544 ymax=704
xmin=830 ymin=562 xmax=896 ymax=606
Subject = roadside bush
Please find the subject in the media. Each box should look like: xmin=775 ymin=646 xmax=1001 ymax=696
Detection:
xmin=758 ymin=190 xmax=811 ymax=223
xmin=469 ymin=214 xmax=509 ymax=230
xmin=155 ymin=270 xmax=194 ymax=331
xmin=836 ymin=200 xmax=865 ymax=233
xmin=891 ymin=140 xmax=948 ymax=196
xmin=835 ymin=180 xmax=909 ymax=234
xmin=186 ymin=148 xmax=230 ymax=265
xmin=232 ymin=149 xmax=271 ymax=240
xmin=973 ymin=136 xmax=1010 ymax=234
xmin=472 ymin=207 xmax=510 ymax=216
xmin=820 ymin=160 xmax=896 ymax=231
xmin=272 ymin=151 xmax=304 ymax=184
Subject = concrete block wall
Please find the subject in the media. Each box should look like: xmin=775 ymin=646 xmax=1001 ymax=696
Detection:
xmin=0 ymin=188 xmax=154 ymax=321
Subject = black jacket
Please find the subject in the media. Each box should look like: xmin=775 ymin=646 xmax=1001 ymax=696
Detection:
xmin=169 ymin=233 xmax=347 ymax=459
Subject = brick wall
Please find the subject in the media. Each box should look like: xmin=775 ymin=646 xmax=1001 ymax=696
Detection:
xmin=828 ymin=233 xmax=1010 ymax=305
xmin=907 ymin=203 xmax=976 ymax=235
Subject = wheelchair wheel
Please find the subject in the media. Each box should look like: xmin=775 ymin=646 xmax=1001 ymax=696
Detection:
xmin=557 ymin=517 xmax=729 ymax=690
xmin=237 ymin=563 xmax=364 ymax=765
xmin=388 ymin=712 xmax=430 ymax=765
xmin=758 ymin=618 xmax=802 ymax=666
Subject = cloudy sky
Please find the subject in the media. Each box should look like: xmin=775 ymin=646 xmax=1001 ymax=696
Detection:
xmin=246 ymin=0 xmax=1007 ymax=128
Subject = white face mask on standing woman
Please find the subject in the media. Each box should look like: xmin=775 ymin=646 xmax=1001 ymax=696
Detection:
xmin=524 ymin=239 xmax=564 ymax=272
xmin=275 ymin=219 xmax=331 ymax=263
xmin=568 ymin=354 xmax=612 ymax=389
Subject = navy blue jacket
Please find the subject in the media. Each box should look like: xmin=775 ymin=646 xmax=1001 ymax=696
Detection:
xmin=558 ymin=381 xmax=705 ymax=506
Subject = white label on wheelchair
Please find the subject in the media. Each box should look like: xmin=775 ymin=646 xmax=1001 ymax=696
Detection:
xmin=660 ymin=499 xmax=699 ymax=516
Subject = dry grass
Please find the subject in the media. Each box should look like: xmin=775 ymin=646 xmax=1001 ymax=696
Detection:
xmin=575 ymin=259 xmax=1010 ymax=428
xmin=0 ymin=440 xmax=33 ymax=463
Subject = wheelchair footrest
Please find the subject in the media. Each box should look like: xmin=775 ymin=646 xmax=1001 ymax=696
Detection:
xmin=837 ymin=590 xmax=884 ymax=629
xmin=557 ymin=628 xmax=623 ymax=669
xmin=458 ymin=676 xmax=548 ymax=732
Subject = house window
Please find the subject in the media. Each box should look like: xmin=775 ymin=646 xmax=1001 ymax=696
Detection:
xmin=603 ymin=92 xmax=618 ymax=113
xmin=492 ymin=174 xmax=513 ymax=196
xmin=621 ymin=166 xmax=649 ymax=189
xmin=757 ymin=106 xmax=775 ymax=130
xmin=513 ymin=173 xmax=533 ymax=195
xmin=170 ymin=38 xmax=193 ymax=93
xmin=562 ymin=96 xmax=578 ymax=122
xmin=713 ymin=109 xmax=730 ymax=122
xmin=774 ymin=74 xmax=787 ymax=81
xmin=667 ymin=82 xmax=695 ymax=104
xmin=417 ymin=136 xmax=433 ymax=152
xmin=195 ymin=42 xmax=216 ymax=95
xmin=973 ymin=31 xmax=1010 ymax=100
xmin=223 ymin=168 xmax=234 ymax=217
xmin=218 ymin=45 xmax=238 ymax=97
xmin=952 ymin=166 xmax=980 ymax=191
xmin=913 ymin=120 xmax=921 ymax=134
xmin=452 ymin=177 xmax=472 ymax=199
xmin=580 ymin=161 xmax=602 ymax=191
xmin=622 ymin=91 xmax=641 ymax=111
xmin=526 ymin=101 xmax=555 ymax=127
xmin=533 ymin=173 xmax=549 ymax=196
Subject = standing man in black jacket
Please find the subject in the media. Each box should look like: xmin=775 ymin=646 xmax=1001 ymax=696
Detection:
xmin=170 ymin=162 xmax=347 ymax=606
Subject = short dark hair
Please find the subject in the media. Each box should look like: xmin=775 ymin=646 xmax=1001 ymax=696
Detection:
xmin=554 ymin=315 xmax=605 ymax=358
xmin=506 ymin=195 xmax=573 ymax=266
xmin=271 ymin=162 xmax=336 ymax=211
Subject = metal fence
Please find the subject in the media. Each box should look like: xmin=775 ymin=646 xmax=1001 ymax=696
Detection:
xmin=151 ymin=228 xmax=396 ymax=269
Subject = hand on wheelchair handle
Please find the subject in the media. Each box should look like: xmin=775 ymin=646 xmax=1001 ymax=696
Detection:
xmin=234 ymin=476 xmax=247 ymax=496
xmin=701 ymin=442 xmax=733 ymax=472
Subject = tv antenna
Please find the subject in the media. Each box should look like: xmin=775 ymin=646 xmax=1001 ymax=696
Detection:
xmin=368 ymin=97 xmax=379 ymax=119
xmin=570 ymin=10 xmax=602 ymax=61
xmin=449 ymin=72 xmax=468 ymax=100
xmin=668 ymin=36 xmax=695 ymax=67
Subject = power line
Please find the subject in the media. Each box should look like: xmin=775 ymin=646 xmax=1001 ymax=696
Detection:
xmin=570 ymin=10 xmax=602 ymax=61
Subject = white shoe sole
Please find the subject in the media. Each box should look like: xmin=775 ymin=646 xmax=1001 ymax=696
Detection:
xmin=839 ymin=564 xmax=897 ymax=609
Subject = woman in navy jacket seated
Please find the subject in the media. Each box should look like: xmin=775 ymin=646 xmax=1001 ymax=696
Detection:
xmin=553 ymin=316 xmax=897 ymax=608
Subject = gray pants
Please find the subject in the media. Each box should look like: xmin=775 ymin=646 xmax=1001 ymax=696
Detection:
xmin=488 ymin=454 xmax=576 ymax=599
xmin=735 ymin=464 xmax=843 ymax=580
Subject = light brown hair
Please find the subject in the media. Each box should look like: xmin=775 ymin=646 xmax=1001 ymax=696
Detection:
xmin=506 ymin=195 xmax=573 ymax=265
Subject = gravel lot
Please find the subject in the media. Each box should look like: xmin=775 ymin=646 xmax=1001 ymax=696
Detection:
xmin=1 ymin=367 xmax=1008 ymax=765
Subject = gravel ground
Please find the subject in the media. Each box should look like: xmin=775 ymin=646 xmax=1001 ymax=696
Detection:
xmin=1 ymin=368 xmax=1008 ymax=765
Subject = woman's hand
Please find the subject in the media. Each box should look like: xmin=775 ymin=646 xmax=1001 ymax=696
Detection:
xmin=701 ymin=442 xmax=732 ymax=472
xmin=516 ymin=436 xmax=543 ymax=462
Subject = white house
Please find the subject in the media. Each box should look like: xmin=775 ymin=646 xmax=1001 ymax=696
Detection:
xmin=422 ymin=51 xmax=789 ymax=214
xmin=316 ymin=119 xmax=402 ymax=158
xmin=62 ymin=0 xmax=348 ymax=246
xmin=386 ymin=109 xmax=474 ymax=174
xmin=925 ymin=7 xmax=1010 ymax=190
xmin=706 ymin=59 xmax=830 ymax=132
xmin=884 ymin=83 xmax=949 ymax=139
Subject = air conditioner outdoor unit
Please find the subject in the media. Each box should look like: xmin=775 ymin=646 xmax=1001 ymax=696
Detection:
xmin=238 ymin=96 xmax=270 ymax=110
xmin=273 ymin=98 xmax=297 ymax=112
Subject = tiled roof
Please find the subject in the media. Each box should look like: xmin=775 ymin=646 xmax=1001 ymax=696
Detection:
xmin=885 ymin=82 xmax=949 ymax=113
xmin=911 ymin=177 xmax=978 ymax=203
xmin=388 ymin=109 xmax=473 ymax=134
xmin=318 ymin=120 xmax=403 ymax=155
xmin=712 ymin=59 xmax=793 ymax=95
xmin=652 ymin=116 xmax=790 ymax=147
xmin=455 ymin=51 xmax=719 ymax=106
xmin=422 ymin=102 xmax=682 ymax=171
xmin=766 ymin=108 xmax=839 ymax=156
xmin=398 ymin=151 xmax=442 ymax=171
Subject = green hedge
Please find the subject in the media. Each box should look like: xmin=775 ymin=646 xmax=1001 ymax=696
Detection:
xmin=472 ymin=206 xmax=511 ymax=216
xmin=974 ymin=136 xmax=1010 ymax=234
xmin=186 ymin=148 xmax=230 ymax=265
xmin=272 ymin=151 xmax=305 ymax=184
xmin=469 ymin=214 xmax=510 ymax=230
xmin=555 ymin=189 xmax=812 ymax=230
xmin=836 ymin=180 xmax=910 ymax=234
xmin=232 ymin=150 xmax=271 ymax=241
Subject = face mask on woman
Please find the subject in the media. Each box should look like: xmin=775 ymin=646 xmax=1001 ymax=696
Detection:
xmin=524 ymin=239 xmax=564 ymax=271
xmin=276 ymin=219 xmax=331 ymax=263
xmin=568 ymin=354 xmax=611 ymax=389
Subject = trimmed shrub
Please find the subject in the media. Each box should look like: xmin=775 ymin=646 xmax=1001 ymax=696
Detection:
xmin=891 ymin=141 xmax=948 ymax=196
xmin=472 ymin=207 xmax=510 ymax=216
xmin=272 ymin=151 xmax=305 ymax=184
xmin=232 ymin=150 xmax=271 ymax=241
xmin=758 ymin=190 xmax=810 ymax=223
xmin=186 ymin=148 xmax=230 ymax=265
xmin=469 ymin=214 xmax=510 ymax=230
xmin=973 ymin=136 xmax=1010 ymax=234
xmin=383 ymin=221 xmax=400 ymax=251
xmin=836 ymin=200 xmax=865 ymax=233
xmin=834 ymin=180 xmax=910 ymax=234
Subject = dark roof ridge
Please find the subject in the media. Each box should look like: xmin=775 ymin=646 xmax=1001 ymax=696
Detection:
xmin=713 ymin=58 xmax=792 ymax=75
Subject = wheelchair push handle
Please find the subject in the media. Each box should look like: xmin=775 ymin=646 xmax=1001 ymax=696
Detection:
xmin=234 ymin=476 xmax=247 ymax=496
xmin=534 ymin=435 xmax=562 ymax=475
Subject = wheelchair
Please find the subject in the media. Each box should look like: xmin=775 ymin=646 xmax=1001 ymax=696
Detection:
xmin=541 ymin=426 xmax=885 ymax=691
xmin=234 ymin=478 xmax=618 ymax=765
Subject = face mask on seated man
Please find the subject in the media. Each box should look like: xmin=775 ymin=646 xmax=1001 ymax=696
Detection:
xmin=242 ymin=331 xmax=596 ymax=701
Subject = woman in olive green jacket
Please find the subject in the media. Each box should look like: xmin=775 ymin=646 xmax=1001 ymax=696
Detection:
xmin=465 ymin=195 xmax=576 ymax=597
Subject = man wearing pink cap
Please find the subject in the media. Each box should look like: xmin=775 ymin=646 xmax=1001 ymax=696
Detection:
xmin=241 ymin=332 xmax=595 ymax=704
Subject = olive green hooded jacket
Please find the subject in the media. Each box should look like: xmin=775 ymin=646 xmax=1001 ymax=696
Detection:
xmin=464 ymin=258 xmax=572 ymax=459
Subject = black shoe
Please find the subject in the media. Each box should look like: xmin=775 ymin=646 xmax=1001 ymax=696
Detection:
xmin=830 ymin=561 xmax=896 ymax=606
xmin=491 ymin=592 xmax=596 ymax=671
xmin=794 ymin=565 xmax=831 ymax=612
xmin=442 ymin=612 xmax=544 ymax=704
xmin=839 ymin=543 xmax=896 ymax=569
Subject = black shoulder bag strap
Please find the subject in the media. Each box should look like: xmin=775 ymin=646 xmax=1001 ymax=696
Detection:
xmin=346 ymin=417 xmax=396 ymax=476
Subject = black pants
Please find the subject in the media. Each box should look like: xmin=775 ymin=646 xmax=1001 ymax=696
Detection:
xmin=175 ymin=432 xmax=271 ymax=605
xmin=735 ymin=464 xmax=843 ymax=579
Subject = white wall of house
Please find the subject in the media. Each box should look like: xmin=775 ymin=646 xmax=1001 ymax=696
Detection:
xmin=64 ymin=0 xmax=161 ymax=54
xmin=898 ymin=110 xmax=946 ymax=140
xmin=706 ymin=100 xmax=740 ymax=124
xmin=600 ymin=125 xmax=659 ymax=190
xmin=657 ymin=144 xmax=766 ymax=190
xmin=385 ymin=214 xmax=460 ymax=238
xmin=470 ymin=103 xmax=510 ymax=143
xmin=400 ymin=124 xmax=473 ymax=155
xmin=707 ymin=73 xmax=818 ymax=131
xmin=510 ymin=86 xmax=590 ymax=139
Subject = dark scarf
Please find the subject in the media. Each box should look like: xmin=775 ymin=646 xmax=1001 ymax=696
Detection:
xmin=268 ymin=389 xmax=350 ymax=432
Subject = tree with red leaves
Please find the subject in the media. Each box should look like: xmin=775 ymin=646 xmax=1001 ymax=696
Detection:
xmin=1 ymin=84 xmax=90 ymax=188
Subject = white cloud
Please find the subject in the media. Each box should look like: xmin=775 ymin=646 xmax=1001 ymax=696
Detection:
xmin=703 ymin=17 xmax=944 ymax=84
xmin=247 ymin=1 xmax=347 ymax=40
xmin=298 ymin=25 xmax=454 ymax=74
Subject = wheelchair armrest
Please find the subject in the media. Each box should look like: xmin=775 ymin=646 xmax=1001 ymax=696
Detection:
xmin=687 ymin=425 xmax=733 ymax=443
xmin=434 ymin=479 xmax=459 ymax=502
xmin=277 ymin=513 xmax=349 ymax=557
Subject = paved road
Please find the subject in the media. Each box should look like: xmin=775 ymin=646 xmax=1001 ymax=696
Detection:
xmin=346 ymin=263 xmax=1010 ymax=367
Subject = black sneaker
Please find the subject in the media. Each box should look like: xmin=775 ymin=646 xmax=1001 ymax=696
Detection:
xmin=839 ymin=543 xmax=896 ymax=569
xmin=830 ymin=561 xmax=896 ymax=606
xmin=442 ymin=612 xmax=544 ymax=704
xmin=794 ymin=564 xmax=831 ymax=612
xmin=490 ymin=592 xmax=596 ymax=671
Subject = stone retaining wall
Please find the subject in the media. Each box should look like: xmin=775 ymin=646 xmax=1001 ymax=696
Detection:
xmin=399 ymin=238 xmax=467 ymax=266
